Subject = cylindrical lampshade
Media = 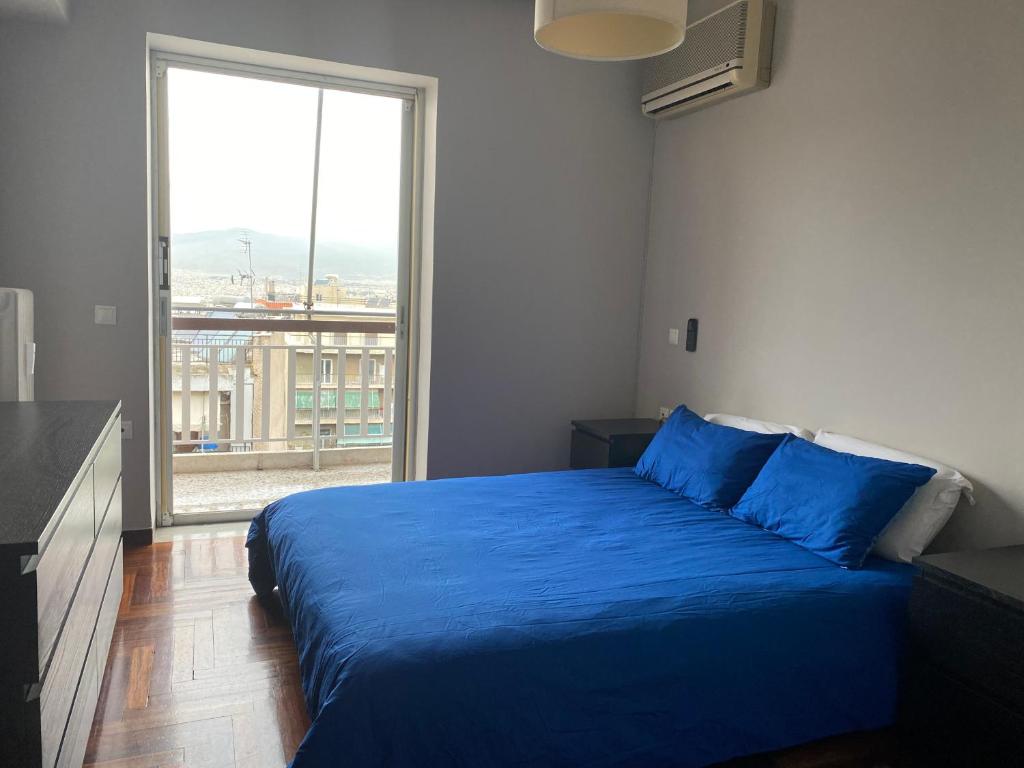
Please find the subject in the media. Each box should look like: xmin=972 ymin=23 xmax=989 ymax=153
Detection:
xmin=535 ymin=0 xmax=687 ymax=61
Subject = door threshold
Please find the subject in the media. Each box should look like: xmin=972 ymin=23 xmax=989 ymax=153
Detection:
xmin=171 ymin=508 xmax=262 ymax=526
xmin=155 ymin=520 xmax=254 ymax=541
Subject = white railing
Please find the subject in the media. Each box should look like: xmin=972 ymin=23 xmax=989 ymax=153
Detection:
xmin=171 ymin=335 xmax=396 ymax=463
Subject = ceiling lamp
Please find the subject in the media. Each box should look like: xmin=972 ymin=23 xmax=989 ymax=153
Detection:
xmin=535 ymin=0 xmax=687 ymax=61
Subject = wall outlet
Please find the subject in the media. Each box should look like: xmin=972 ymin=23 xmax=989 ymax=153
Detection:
xmin=668 ymin=328 xmax=679 ymax=346
xmin=121 ymin=420 xmax=133 ymax=440
xmin=658 ymin=407 xmax=672 ymax=421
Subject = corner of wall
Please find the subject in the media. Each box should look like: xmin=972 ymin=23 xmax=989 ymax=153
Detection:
xmin=632 ymin=118 xmax=659 ymax=419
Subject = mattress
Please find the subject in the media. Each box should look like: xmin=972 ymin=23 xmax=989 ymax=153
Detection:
xmin=247 ymin=468 xmax=914 ymax=767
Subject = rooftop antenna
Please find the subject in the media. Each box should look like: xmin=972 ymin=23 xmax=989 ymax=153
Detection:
xmin=238 ymin=231 xmax=256 ymax=308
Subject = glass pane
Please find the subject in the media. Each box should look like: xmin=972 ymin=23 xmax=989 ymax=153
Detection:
xmin=313 ymin=90 xmax=401 ymax=450
xmin=167 ymin=68 xmax=320 ymax=307
xmin=310 ymin=89 xmax=403 ymax=313
xmin=166 ymin=71 xmax=403 ymax=518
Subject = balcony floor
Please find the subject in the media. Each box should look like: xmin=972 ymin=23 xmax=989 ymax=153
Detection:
xmin=173 ymin=462 xmax=392 ymax=517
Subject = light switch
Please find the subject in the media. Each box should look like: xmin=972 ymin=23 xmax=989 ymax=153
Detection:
xmin=94 ymin=305 xmax=117 ymax=326
xmin=668 ymin=328 xmax=679 ymax=346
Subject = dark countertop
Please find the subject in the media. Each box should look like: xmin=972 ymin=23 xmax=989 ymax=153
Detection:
xmin=0 ymin=401 xmax=120 ymax=552
xmin=571 ymin=418 xmax=662 ymax=441
xmin=916 ymin=545 xmax=1024 ymax=612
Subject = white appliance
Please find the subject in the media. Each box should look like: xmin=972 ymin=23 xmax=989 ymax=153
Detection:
xmin=641 ymin=0 xmax=776 ymax=119
xmin=0 ymin=287 xmax=35 ymax=401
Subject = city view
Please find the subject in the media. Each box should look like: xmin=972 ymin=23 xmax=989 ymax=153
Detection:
xmin=165 ymin=67 xmax=405 ymax=516
xmin=169 ymin=227 xmax=399 ymax=454
xmin=171 ymin=228 xmax=398 ymax=308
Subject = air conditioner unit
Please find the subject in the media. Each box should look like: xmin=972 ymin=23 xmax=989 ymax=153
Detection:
xmin=642 ymin=0 xmax=776 ymax=119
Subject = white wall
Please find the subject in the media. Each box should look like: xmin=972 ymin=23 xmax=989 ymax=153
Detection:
xmin=636 ymin=0 xmax=1024 ymax=551
xmin=0 ymin=0 xmax=655 ymax=531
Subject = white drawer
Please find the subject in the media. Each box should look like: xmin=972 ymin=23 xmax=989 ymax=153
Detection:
xmin=35 ymin=471 xmax=94 ymax=676
xmin=54 ymin=631 xmax=99 ymax=768
xmin=39 ymin=480 xmax=121 ymax=768
xmin=92 ymin=542 xmax=123 ymax=690
xmin=92 ymin=419 xmax=121 ymax=536
xmin=92 ymin=479 xmax=122 ymax=603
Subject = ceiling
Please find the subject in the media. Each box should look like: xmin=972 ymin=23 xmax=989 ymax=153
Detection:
xmin=0 ymin=0 xmax=725 ymax=29
xmin=0 ymin=0 xmax=69 ymax=22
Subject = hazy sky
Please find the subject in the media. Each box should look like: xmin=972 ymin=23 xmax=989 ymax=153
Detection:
xmin=167 ymin=67 xmax=403 ymax=250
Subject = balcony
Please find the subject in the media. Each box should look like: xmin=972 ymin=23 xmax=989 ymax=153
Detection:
xmin=174 ymin=464 xmax=391 ymax=517
xmin=170 ymin=311 xmax=396 ymax=520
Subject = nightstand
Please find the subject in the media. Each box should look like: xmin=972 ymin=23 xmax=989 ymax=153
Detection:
xmin=570 ymin=418 xmax=661 ymax=470
xmin=901 ymin=545 xmax=1024 ymax=766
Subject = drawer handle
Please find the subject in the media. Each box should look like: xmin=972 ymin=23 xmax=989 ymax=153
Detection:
xmin=20 ymin=554 xmax=40 ymax=576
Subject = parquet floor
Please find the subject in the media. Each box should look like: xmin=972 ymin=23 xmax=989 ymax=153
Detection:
xmin=85 ymin=532 xmax=900 ymax=768
xmin=84 ymin=534 xmax=309 ymax=768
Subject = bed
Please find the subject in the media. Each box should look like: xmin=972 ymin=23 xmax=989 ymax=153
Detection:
xmin=247 ymin=467 xmax=915 ymax=767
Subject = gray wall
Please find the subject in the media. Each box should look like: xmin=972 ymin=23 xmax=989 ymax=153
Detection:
xmin=636 ymin=0 xmax=1024 ymax=551
xmin=0 ymin=0 xmax=654 ymax=531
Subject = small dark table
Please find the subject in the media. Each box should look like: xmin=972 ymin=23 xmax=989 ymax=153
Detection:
xmin=570 ymin=418 xmax=661 ymax=470
xmin=901 ymin=545 xmax=1024 ymax=766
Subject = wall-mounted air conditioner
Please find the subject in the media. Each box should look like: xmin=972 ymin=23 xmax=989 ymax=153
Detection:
xmin=642 ymin=0 xmax=776 ymax=119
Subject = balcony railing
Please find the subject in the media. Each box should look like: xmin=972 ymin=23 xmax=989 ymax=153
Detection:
xmin=170 ymin=315 xmax=396 ymax=462
xmin=294 ymin=373 xmax=387 ymax=388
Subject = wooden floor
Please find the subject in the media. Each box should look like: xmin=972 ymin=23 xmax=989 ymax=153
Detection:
xmin=86 ymin=534 xmax=900 ymax=768
xmin=715 ymin=730 xmax=898 ymax=768
xmin=84 ymin=534 xmax=309 ymax=768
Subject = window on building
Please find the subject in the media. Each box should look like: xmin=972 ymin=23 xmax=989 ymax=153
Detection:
xmin=295 ymin=390 xmax=338 ymax=410
xmin=343 ymin=390 xmax=381 ymax=409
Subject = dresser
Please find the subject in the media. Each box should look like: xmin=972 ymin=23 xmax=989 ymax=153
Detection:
xmin=570 ymin=418 xmax=661 ymax=470
xmin=0 ymin=401 xmax=123 ymax=768
xmin=901 ymin=545 xmax=1024 ymax=766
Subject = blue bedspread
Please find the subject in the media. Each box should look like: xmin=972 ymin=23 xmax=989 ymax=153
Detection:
xmin=247 ymin=468 xmax=914 ymax=768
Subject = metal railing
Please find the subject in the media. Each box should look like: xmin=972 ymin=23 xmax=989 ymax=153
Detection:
xmin=294 ymin=373 xmax=387 ymax=388
xmin=171 ymin=328 xmax=396 ymax=465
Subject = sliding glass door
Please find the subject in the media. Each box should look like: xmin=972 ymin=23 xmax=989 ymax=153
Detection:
xmin=152 ymin=55 xmax=415 ymax=524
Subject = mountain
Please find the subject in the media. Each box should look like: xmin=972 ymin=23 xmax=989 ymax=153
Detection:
xmin=171 ymin=229 xmax=397 ymax=280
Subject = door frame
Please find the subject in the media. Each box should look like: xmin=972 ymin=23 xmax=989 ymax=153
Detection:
xmin=146 ymin=37 xmax=436 ymax=527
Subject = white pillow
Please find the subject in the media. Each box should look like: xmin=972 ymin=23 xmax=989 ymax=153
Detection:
xmin=705 ymin=413 xmax=814 ymax=441
xmin=813 ymin=430 xmax=974 ymax=563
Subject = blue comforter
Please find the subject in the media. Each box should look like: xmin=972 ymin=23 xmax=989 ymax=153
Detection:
xmin=247 ymin=468 xmax=914 ymax=767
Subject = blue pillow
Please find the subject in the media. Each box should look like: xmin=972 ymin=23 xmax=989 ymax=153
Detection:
xmin=635 ymin=406 xmax=786 ymax=510
xmin=730 ymin=435 xmax=936 ymax=568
